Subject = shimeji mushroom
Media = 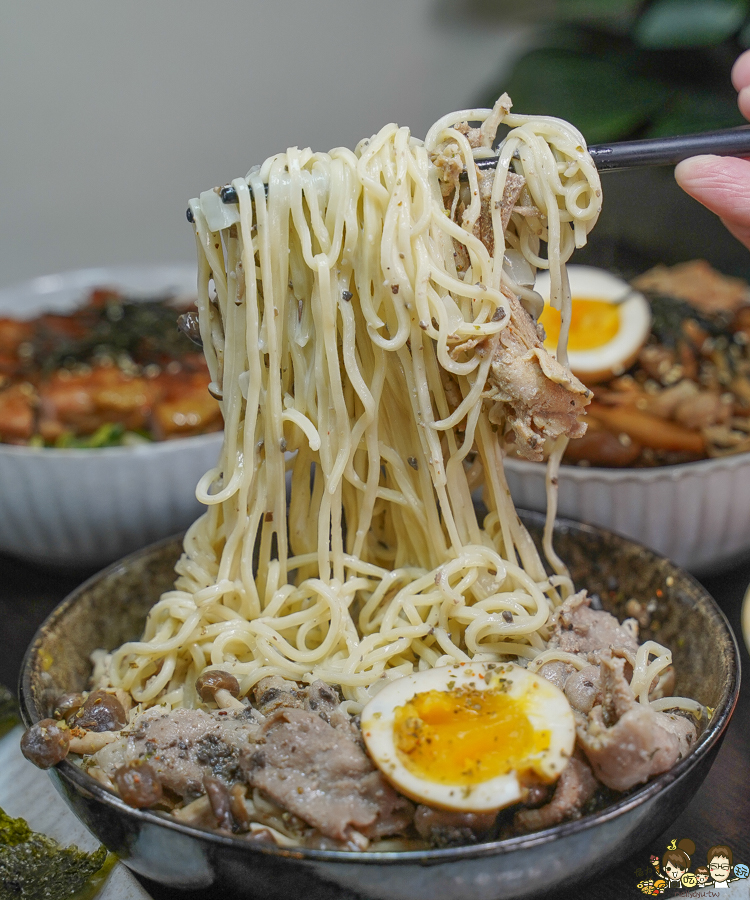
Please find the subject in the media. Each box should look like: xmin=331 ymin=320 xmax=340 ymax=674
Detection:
xmin=20 ymin=719 xmax=70 ymax=769
xmin=195 ymin=670 xmax=245 ymax=711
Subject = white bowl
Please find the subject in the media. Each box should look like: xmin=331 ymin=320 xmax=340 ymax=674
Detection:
xmin=504 ymin=453 xmax=750 ymax=574
xmin=0 ymin=265 xmax=223 ymax=567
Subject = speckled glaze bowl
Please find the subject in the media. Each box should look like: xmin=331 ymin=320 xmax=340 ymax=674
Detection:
xmin=19 ymin=513 xmax=739 ymax=900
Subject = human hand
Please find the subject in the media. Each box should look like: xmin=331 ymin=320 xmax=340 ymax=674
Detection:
xmin=674 ymin=49 xmax=750 ymax=250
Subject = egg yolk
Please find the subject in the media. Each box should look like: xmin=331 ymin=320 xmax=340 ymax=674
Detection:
xmin=539 ymin=298 xmax=620 ymax=352
xmin=393 ymin=686 xmax=551 ymax=786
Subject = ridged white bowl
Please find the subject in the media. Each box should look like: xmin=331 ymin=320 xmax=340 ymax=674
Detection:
xmin=0 ymin=434 xmax=222 ymax=566
xmin=504 ymin=453 xmax=750 ymax=574
xmin=0 ymin=265 xmax=223 ymax=567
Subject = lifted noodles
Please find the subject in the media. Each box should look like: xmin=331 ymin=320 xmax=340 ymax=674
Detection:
xmin=106 ymin=96 xmax=677 ymax=717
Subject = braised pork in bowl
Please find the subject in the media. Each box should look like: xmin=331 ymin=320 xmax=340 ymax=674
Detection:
xmin=506 ymin=261 xmax=750 ymax=573
xmin=0 ymin=264 xmax=223 ymax=566
xmin=19 ymin=512 xmax=738 ymax=900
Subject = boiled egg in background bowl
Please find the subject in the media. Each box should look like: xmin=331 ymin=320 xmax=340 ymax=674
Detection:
xmin=361 ymin=662 xmax=575 ymax=813
xmin=535 ymin=265 xmax=652 ymax=384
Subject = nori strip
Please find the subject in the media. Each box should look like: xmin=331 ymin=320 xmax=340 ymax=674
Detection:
xmin=0 ymin=807 xmax=110 ymax=899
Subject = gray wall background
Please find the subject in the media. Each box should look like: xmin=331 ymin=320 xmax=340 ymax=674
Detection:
xmin=0 ymin=2 xmax=529 ymax=290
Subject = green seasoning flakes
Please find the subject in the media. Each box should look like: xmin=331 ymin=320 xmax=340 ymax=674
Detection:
xmin=0 ymin=687 xmax=19 ymax=740
xmin=0 ymin=807 xmax=111 ymax=900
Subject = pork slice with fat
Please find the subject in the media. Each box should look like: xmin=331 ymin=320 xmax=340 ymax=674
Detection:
xmin=549 ymin=591 xmax=639 ymax=663
xmin=576 ymin=653 xmax=696 ymax=792
xmin=242 ymin=707 xmax=413 ymax=842
xmin=93 ymin=706 xmax=263 ymax=799
xmin=482 ymin=292 xmax=592 ymax=461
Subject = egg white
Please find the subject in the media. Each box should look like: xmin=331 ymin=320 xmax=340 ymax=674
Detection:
xmin=361 ymin=662 xmax=575 ymax=813
xmin=535 ymin=265 xmax=651 ymax=384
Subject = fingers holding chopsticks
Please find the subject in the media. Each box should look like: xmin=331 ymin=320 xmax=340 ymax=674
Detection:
xmin=675 ymin=50 xmax=750 ymax=252
xmin=732 ymin=48 xmax=750 ymax=119
xmin=676 ymin=155 xmax=750 ymax=251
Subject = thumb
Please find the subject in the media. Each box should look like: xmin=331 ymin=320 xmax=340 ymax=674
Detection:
xmin=675 ymin=155 xmax=750 ymax=250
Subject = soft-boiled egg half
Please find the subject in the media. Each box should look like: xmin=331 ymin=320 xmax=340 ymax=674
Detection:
xmin=535 ymin=265 xmax=652 ymax=384
xmin=361 ymin=662 xmax=575 ymax=813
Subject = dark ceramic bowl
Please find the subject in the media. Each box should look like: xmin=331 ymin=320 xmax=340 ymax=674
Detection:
xmin=19 ymin=512 xmax=739 ymax=900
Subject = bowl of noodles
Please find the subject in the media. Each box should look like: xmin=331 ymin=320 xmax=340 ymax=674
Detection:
xmin=18 ymin=514 xmax=738 ymax=899
xmin=13 ymin=97 xmax=739 ymax=897
xmin=0 ymin=264 xmax=224 ymax=566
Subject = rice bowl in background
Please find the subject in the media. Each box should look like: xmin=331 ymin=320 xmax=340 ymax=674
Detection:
xmin=504 ymin=452 xmax=750 ymax=574
xmin=505 ymin=262 xmax=750 ymax=574
xmin=0 ymin=265 xmax=223 ymax=566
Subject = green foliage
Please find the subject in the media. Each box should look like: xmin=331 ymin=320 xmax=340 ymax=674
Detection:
xmin=0 ymin=808 xmax=110 ymax=900
xmin=504 ymin=48 xmax=668 ymax=143
xmin=0 ymin=687 xmax=19 ymax=740
xmin=645 ymin=88 xmax=746 ymax=135
xmin=558 ymin=0 xmax=642 ymax=25
xmin=488 ymin=0 xmax=750 ymax=142
xmin=635 ymin=0 xmax=748 ymax=48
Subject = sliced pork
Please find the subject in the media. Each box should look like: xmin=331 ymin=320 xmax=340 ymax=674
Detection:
xmin=576 ymin=653 xmax=696 ymax=792
xmin=253 ymin=676 xmax=359 ymax=738
xmin=482 ymin=292 xmax=592 ymax=460
xmin=548 ymin=591 xmax=639 ymax=663
xmin=93 ymin=706 xmax=263 ymax=799
xmin=241 ymin=707 xmax=413 ymax=842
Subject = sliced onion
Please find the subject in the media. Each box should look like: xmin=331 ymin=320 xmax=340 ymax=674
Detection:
xmin=503 ymin=249 xmax=536 ymax=288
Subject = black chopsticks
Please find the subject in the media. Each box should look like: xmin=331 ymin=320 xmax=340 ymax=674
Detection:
xmin=190 ymin=125 xmax=750 ymax=222
xmin=473 ymin=125 xmax=750 ymax=174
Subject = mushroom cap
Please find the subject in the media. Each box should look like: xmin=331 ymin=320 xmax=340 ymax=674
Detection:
xmin=76 ymin=690 xmax=128 ymax=732
xmin=114 ymin=761 xmax=163 ymax=808
xmin=54 ymin=692 xmax=86 ymax=721
xmin=195 ymin=669 xmax=241 ymax=702
xmin=21 ymin=719 xmax=70 ymax=769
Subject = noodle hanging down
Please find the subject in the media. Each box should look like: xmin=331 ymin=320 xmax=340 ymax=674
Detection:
xmin=106 ymin=95 xmax=688 ymax=718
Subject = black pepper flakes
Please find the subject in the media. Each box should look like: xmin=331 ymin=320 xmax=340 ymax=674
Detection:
xmin=342 ymin=290 xmax=353 ymax=302
xmin=407 ymin=457 xmax=418 ymax=470
xmin=492 ymin=306 xmax=506 ymax=322
xmin=391 ymin=285 xmax=399 ymax=295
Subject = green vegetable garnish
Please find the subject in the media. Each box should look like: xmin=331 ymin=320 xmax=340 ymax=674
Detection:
xmin=0 ymin=807 xmax=112 ymax=900
xmin=53 ymin=423 xmax=127 ymax=449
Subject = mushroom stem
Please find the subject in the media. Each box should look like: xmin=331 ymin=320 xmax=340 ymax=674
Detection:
xmin=68 ymin=731 xmax=118 ymax=754
xmin=215 ymin=689 xmax=245 ymax=711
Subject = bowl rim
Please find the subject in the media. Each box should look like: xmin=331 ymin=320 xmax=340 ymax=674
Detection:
xmin=0 ymin=429 xmax=224 ymax=458
xmin=0 ymin=262 xmax=198 ymax=310
xmin=504 ymin=450 xmax=750 ymax=482
xmin=18 ymin=517 xmax=741 ymax=866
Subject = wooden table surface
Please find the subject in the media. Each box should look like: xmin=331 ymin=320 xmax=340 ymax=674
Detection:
xmin=1 ymin=550 xmax=747 ymax=900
